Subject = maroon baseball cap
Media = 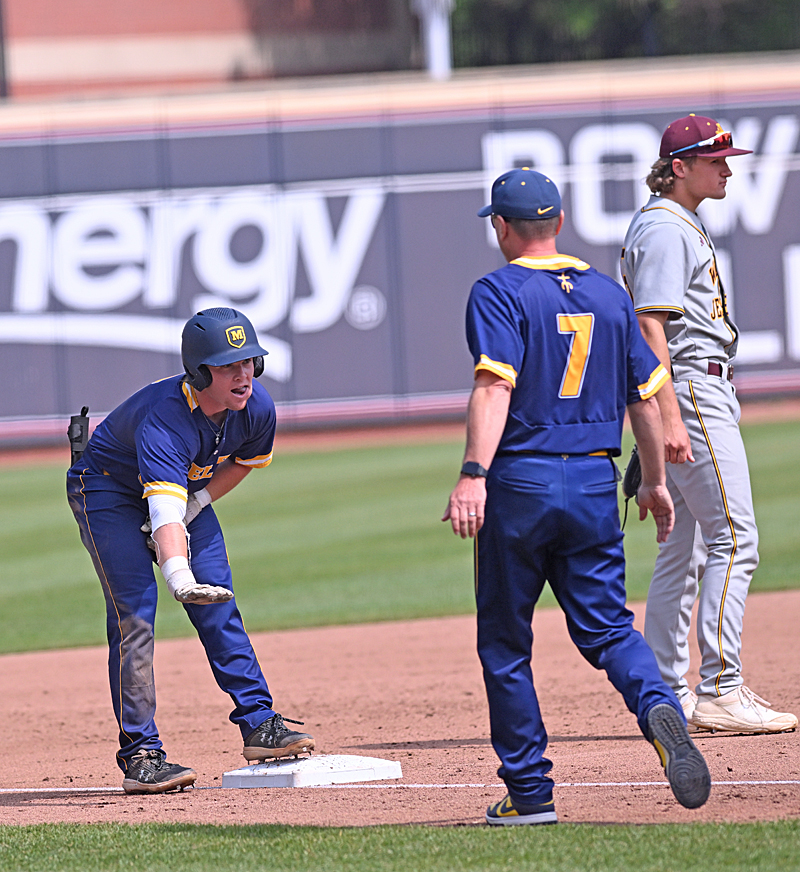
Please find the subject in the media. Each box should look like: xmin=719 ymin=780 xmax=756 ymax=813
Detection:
xmin=659 ymin=114 xmax=752 ymax=159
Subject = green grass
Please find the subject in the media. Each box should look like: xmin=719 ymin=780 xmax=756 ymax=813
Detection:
xmin=1 ymin=425 xmax=799 ymax=862
xmin=741 ymin=418 xmax=800 ymax=592
xmin=0 ymin=418 xmax=798 ymax=655
xmin=206 ymin=441 xmax=475 ymax=634
xmin=0 ymin=440 xmax=476 ymax=654
xmin=620 ymin=417 xmax=800 ymax=598
xmin=0 ymin=821 xmax=799 ymax=872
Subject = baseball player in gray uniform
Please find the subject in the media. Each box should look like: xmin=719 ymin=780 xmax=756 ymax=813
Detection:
xmin=621 ymin=114 xmax=797 ymax=734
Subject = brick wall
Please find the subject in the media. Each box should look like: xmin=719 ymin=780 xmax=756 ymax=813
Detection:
xmin=5 ymin=0 xmax=395 ymax=38
xmin=5 ymin=0 xmax=248 ymax=38
xmin=2 ymin=0 xmax=415 ymax=98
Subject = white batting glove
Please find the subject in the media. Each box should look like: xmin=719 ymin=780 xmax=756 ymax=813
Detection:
xmin=184 ymin=488 xmax=212 ymax=525
xmin=175 ymin=583 xmax=233 ymax=605
xmin=160 ymin=556 xmax=233 ymax=605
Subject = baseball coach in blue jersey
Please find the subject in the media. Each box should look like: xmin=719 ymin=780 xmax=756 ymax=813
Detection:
xmin=443 ymin=169 xmax=711 ymax=824
xmin=67 ymin=308 xmax=314 ymax=794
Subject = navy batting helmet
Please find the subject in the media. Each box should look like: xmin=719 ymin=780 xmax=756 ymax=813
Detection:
xmin=181 ymin=307 xmax=268 ymax=391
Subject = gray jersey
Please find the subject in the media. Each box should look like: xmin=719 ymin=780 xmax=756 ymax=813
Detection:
xmin=621 ymin=195 xmax=738 ymax=362
xmin=622 ymin=193 xmax=757 ymax=705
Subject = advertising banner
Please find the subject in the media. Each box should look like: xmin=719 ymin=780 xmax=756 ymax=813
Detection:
xmin=1 ymin=88 xmax=799 ymax=435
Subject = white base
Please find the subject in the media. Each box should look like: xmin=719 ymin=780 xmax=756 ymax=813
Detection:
xmin=222 ymin=754 xmax=403 ymax=789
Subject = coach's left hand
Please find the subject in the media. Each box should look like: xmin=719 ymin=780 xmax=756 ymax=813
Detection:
xmin=636 ymin=483 xmax=675 ymax=543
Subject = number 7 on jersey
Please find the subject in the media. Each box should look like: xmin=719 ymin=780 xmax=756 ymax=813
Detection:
xmin=557 ymin=313 xmax=595 ymax=398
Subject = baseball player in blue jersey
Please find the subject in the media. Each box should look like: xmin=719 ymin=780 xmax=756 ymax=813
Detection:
xmin=622 ymin=115 xmax=797 ymax=734
xmin=67 ymin=307 xmax=314 ymax=794
xmin=443 ymin=168 xmax=711 ymax=825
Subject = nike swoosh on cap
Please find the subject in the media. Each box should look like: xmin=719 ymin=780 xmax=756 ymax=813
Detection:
xmin=537 ymin=206 xmax=554 ymax=215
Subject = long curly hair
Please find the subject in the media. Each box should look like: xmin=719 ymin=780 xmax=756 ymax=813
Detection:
xmin=646 ymin=156 xmax=696 ymax=194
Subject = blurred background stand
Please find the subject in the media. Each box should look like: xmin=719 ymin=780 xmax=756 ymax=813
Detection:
xmin=411 ymin=0 xmax=454 ymax=80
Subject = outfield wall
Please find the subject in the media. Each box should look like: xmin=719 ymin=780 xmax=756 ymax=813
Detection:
xmin=2 ymin=54 xmax=800 ymax=441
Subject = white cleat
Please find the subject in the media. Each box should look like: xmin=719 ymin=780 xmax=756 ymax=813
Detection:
xmin=690 ymin=686 xmax=798 ymax=734
xmin=679 ymin=690 xmax=698 ymax=722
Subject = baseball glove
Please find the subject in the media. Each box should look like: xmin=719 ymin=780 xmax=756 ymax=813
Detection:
xmin=620 ymin=444 xmax=641 ymax=529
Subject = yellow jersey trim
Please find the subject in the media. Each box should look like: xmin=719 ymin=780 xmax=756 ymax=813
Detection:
xmin=634 ymin=304 xmax=686 ymax=317
xmin=235 ymin=451 xmax=274 ymax=469
xmin=181 ymin=381 xmax=199 ymax=412
xmin=640 ymin=204 xmax=709 ymax=243
xmin=142 ymin=481 xmax=188 ymax=500
xmin=639 ymin=364 xmax=670 ymax=400
xmin=475 ymin=355 xmax=517 ymax=387
xmin=511 ymin=254 xmax=590 ymax=271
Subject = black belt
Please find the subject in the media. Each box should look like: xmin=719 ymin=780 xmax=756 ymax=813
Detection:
xmin=707 ymin=361 xmax=734 ymax=380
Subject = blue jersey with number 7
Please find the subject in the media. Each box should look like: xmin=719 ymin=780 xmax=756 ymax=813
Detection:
xmin=466 ymin=254 xmax=668 ymax=457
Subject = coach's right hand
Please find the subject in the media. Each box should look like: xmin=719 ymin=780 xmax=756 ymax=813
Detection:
xmin=443 ymin=476 xmax=486 ymax=539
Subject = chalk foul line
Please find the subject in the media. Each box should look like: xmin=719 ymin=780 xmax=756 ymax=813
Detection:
xmin=1 ymin=779 xmax=799 ymax=795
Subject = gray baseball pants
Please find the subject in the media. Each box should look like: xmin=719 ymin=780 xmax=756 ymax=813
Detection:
xmin=644 ymin=361 xmax=759 ymax=699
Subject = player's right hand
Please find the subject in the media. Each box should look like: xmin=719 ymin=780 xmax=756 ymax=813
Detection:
xmin=163 ymin=557 xmax=233 ymax=605
xmin=174 ymin=583 xmax=234 ymax=605
xmin=664 ymin=419 xmax=694 ymax=465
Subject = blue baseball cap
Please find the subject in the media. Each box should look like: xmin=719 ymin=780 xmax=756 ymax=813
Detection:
xmin=478 ymin=168 xmax=562 ymax=219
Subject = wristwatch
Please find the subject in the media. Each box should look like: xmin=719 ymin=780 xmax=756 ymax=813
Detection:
xmin=460 ymin=462 xmax=489 ymax=478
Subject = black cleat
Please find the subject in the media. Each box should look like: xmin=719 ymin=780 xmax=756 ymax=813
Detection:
xmin=243 ymin=713 xmax=315 ymax=761
xmin=122 ymin=749 xmax=196 ymax=795
xmin=648 ymin=703 xmax=711 ymax=809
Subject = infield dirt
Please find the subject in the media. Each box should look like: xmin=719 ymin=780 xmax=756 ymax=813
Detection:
xmin=0 ymin=591 xmax=797 ymax=827
xmin=1 ymin=404 xmax=798 ymax=827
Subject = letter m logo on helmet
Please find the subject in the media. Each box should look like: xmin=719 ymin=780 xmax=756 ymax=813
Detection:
xmin=226 ymin=325 xmax=247 ymax=348
xmin=182 ymin=307 xmax=268 ymax=391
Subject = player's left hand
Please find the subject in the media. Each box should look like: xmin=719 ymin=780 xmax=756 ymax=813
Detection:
xmin=442 ymin=477 xmax=487 ymax=539
xmin=184 ymin=488 xmax=212 ymax=525
xmin=140 ymin=516 xmax=157 ymax=553
xmin=636 ymin=483 xmax=675 ymax=543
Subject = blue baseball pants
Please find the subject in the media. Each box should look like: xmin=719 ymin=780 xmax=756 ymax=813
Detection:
xmin=67 ymin=466 xmax=276 ymax=773
xmin=476 ymin=454 xmax=682 ymax=807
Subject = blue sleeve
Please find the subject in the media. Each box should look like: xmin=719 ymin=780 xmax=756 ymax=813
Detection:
xmin=466 ymin=277 xmax=524 ymax=385
xmin=231 ymin=384 xmax=277 ymax=468
xmin=625 ymin=298 xmax=667 ymax=405
xmin=137 ymin=399 xmax=200 ymax=497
